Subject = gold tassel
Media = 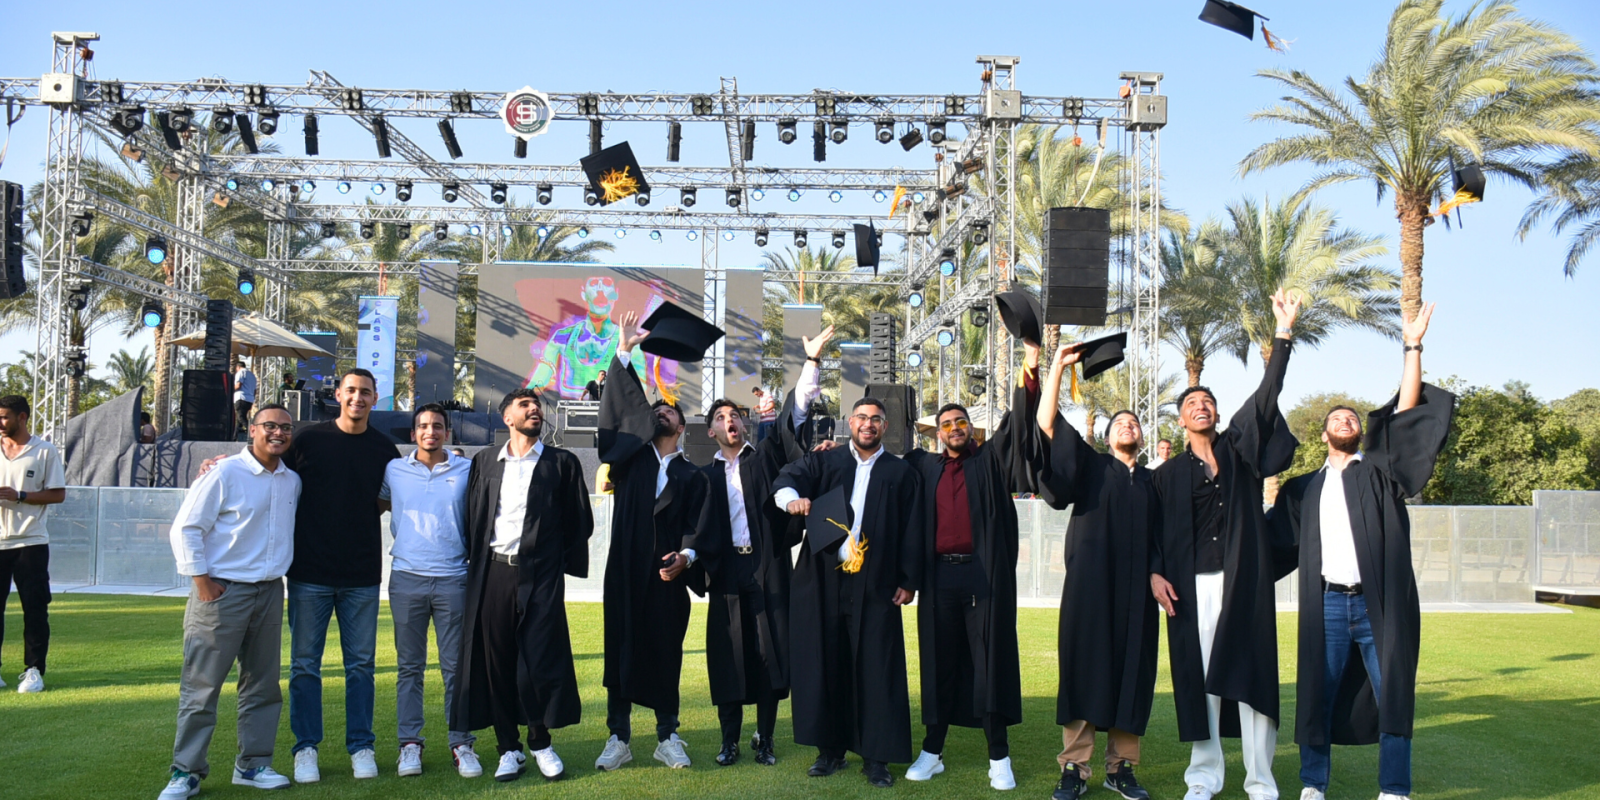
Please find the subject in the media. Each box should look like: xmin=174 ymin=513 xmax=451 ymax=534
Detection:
xmin=1432 ymin=188 xmax=1481 ymax=218
xmin=825 ymin=517 xmax=867 ymax=573
xmin=1018 ymin=361 xmax=1036 ymax=388
xmin=653 ymin=357 xmax=679 ymax=406
xmin=1069 ymin=363 xmax=1083 ymax=405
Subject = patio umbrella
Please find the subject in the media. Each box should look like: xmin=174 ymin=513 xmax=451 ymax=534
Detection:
xmin=168 ymin=313 xmax=335 ymax=360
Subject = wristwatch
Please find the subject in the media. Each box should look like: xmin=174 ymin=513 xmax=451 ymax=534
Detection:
xmin=1404 ymin=344 xmax=1423 ymax=353
xmin=16 ymin=491 xmax=26 ymax=503
xmin=806 ymin=356 xmax=821 ymax=364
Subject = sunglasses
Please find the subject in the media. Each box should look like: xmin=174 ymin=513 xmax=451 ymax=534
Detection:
xmin=939 ymin=418 xmax=971 ymax=432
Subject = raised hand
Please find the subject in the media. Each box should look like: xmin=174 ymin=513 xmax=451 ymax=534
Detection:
xmin=616 ymin=310 xmax=651 ymax=355
xmin=1403 ymin=301 xmax=1435 ymax=346
xmin=1271 ymin=287 xmax=1303 ymax=334
xmin=1054 ymin=342 xmax=1085 ymax=370
xmin=803 ymin=324 xmax=835 ymax=361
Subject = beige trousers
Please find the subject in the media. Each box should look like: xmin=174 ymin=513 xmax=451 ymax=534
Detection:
xmin=1058 ymin=719 xmax=1141 ymax=778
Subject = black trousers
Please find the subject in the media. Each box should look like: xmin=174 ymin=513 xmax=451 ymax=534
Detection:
xmin=922 ymin=560 xmax=1009 ymax=760
xmin=234 ymin=400 xmax=253 ymax=433
xmin=0 ymin=544 xmax=51 ymax=674
xmin=718 ymin=553 xmax=780 ymax=745
xmin=481 ymin=560 xmax=550 ymax=754
xmin=606 ymin=690 xmax=679 ymax=743
xmin=818 ymin=568 xmax=861 ymax=761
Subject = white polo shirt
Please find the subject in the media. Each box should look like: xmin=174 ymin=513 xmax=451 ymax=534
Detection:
xmin=0 ymin=435 xmax=67 ymax=550
xmin=170 ymin=450 xmax=300 ymax=582
xmin=381 ymin=450 xmax=471 ymax=577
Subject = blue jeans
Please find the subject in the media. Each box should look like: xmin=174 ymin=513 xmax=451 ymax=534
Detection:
xmin=757 ymin=421 xmax=775 ymax=442
xmin=1300 ymin=591 xmax=1412 ymax=796
xmin=288 ymin=580 xmax=379 ymax=755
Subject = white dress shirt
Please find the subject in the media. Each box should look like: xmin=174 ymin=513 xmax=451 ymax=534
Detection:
xmin=654 ymin=445 xmax=683 ymax=498
xmin=492 ymin=440 xmax=544 ymax=556
xmin=171 ymin=450 xmax=300 ymax=582
xmin=381 ymin=450 xmax=471 ymax=577
xmin=774 ymin=441 xmax=886 ymax=563
xmin=718 ymin=443 xmax=759 ymax=549
xmin=1318 ymin=453 xmax=1363 ymax=585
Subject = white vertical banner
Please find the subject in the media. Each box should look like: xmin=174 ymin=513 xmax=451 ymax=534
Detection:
xmin=358 ymin=295 xmax=399 ymax=410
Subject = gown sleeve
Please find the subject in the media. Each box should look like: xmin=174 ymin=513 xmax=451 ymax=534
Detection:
xmin=597 ymin=353 xmax=655 ymax=472
xmin=1362 ymin=383 xmax=1456 ymax=498
xmin=1035 ymin=413 xmax=1093 ymax=511
xmin=562 ymin=452 xmax=595 ymax=579
xmin=1226 ymin=337 xmax=1299 ymax=478
xmin=986 ymin=366 xmax=1043 ymax=494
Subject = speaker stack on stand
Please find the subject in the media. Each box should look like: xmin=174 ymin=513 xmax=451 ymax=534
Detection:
xmin=1042 ymin=207 xmax=1111 ymax=327
xmin=181 ymin=299 xmax=235 ymax=441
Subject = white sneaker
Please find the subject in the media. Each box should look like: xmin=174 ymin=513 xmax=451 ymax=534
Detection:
xmin=905 ymin=750 xmax=944 ymax=781
xmin=453 ymin=744 xmax=482 ymax=778
xmin=351 ymin=748 xmax=378 ymax=779
xmin=595 ymin=735 xmax=633 ymax=771
xmin=397 ymin=743 xmax=423 ymax=777
xmin=1185 ymin=786 xmax=1214 ymax=800
xmin=989 ymin=757 xmax=1016 ymax=791
xmin=654 ymin=734 xmax=691 ymax=769
xmin=1378 ymin=794 xmax=1411 ymax=800
xmin=495 ymin=750 xmax=526 ymax=782
xmin=16 ymin=667 xmax=43 ymax=693
xmin=158 ymin=771 xmax=200 ymax=799
xmin=293 ymin=748 xmax=320 ymax=784
xmin=531 ymin=745 xmax=565 ymax=779
xmin=1300 ymin=789 xmax=1326 ymax=800
xmin=232 ymin=766 xmax=291 ymax=789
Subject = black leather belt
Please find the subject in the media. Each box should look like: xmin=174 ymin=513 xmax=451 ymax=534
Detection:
xmin=491 ymin=552 xmax=521 ymax=567
xmin=734 ymin=545 xmax=754 ymax=555
xmin=938 ymin=553 xmax=975 ymax=564
xmin=1324 ymin=580 xmax=1362 ymax=595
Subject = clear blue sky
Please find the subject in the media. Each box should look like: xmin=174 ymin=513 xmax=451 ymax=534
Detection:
xmin=3 ymin=0 xmax=1597 ymax=414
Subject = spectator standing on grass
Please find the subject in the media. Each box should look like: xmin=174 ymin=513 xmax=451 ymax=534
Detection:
xmin=162 ymin=403 xmax=299 ymax=799
xmin=232 ymin=356 xmax=257 ymax=436
xmin=0 ymin=394 xmax=67 ymax=695
xmin=377 ymin=403 xmax=481 ymax=779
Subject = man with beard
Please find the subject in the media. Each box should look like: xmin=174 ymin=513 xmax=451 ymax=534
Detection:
xmin=901 ymin=337 xmax=1041 ymax=791
xmin=1034 ymin=345 xmax=1160 ymax=800
xmin=680 ymin=324 xmax=832 ymax=767
xmin=593 ymin=310 xmax=707 ymax=771
xmin=1273 ymin=304 xmax=1450 ymax=800
xmin=773 ymin=396 xmax=925 ymax=788
xmin=451 ymin=387 xmax=593 ymax=783
xmin=1150 ymin=288 xmax=1302 ymax=800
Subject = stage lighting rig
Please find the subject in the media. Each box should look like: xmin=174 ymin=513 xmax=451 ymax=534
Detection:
xmin=971 ymin=220 xmax=989 ymax=246
xmin=649 ymin=230 xmax=661 ymax=240
xmin=777 ymin=118 xmax=797 ymax=144
xmin=433 ymin=223 xmax=448 ymax=241
xmin=67 ymin=280 xmax=90 ymax=311
xmin=755 ymin=228 xmax=769 ymax=247
xmin=970 ymin=306 xmax=988 ymax=327
xmin=829 ymin=118 xmax=848 ymax=144
xmin=372 ymin=116 xmax=392 ymax=158
xmin=635 ymin=192 xmax=650 ymax=207
xmin=237 ymin=269 xmax=257 ymax=296
xmin=395 ymin=181 xmax=413 ymax=202
xmin=212 ymin=107 xmax=234 ymax=134
xmin=536 ymin=183 xmax=553 ymax=205
xmin=680 ymin=188 xmax=697 ymax=207
xmin=396 ymin=223 xmax=412 ymax=239
xmin=320 ymin=222 xmax=336 ymax=239
xmin=584 ymin=187 xmax=600 ymax=206
xmin=937 ymin=329 xmax=955 ymax=347
xmin=66 ymin=348 xmax=87 ymax=379
xmin=439 ymin=118 xmax=464 ymax=159
xmin=908 ymin=351 xmax=923 ymax=368
xmin=442 ymin=182 xmax=460 ymax=203
xmin=726 ymin=188 xmax=742 ymax=208
xmin=875 ymin=118 xmax=894 ymax=144
xmin=815 ymin=93 xmax=836 ymax=116
xmin=793 ymin=230 xmax=807 ymax=247
xmin=691 ymin=95 xmax=714 ymax=115
xmin=371 ymin=183 xmax=386 ymax=196
xmin=469 ymin=224 xmax=482 ymax=237
xmin=300 ymin=180 xmax=316 ymax=194
xmin=257 ymin=110 xmax=279 ymax=135
xmin=927 ymin=117 xmax=947 ymax=144
xmin=938 ymin=249 xmax=957 ymax=276
xmin=899 ymin=127 xmax=923 ymax=151
xmin=235 ymin=112 xmax=260 ymax=154
xmin=70 ymin=211 xmax=93 ymax=238
xmin=831 ymin=231 xmax=846 ymax=249
xmin=490 ymin=183 xmax=508 ymax=204
xmin=686 ymin=230 xmax=699 ymax=241
xmin=908 ymin=292 xmax=924 ymax=308
xmin=244 ymin=84 xmax=267 ymax=107
xmin=336 ymin=181 xmax=352 ymax=194
xmin=360 ymin=221 xmax=375 ymax=240
xmin=110 ymin=105 xmax=145 ymax=137
xmin=751 ymin=189 xmax=766 ymax=201
xmin=140 ymin=301 xmax=165 ymax=329
xmin=169 ymin=107 xmax=194 ymax=134
xmin=145 ymin=236 xmax=168 ymax=265
xmin=945 ymin=95 xmax=965 ymax=116
xmin=788 ymin=189 xmax=802 ymax=202
xmin=450 ymin=92 xmax=473 ymax=114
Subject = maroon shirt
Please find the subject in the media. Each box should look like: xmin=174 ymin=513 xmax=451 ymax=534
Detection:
xmin=935 ymin=449 xmax=974 ymax=555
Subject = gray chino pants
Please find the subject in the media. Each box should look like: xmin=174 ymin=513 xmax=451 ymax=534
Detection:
xmin=171 ymin=577 xmax=284 ymax=779
xmin=389 ymin=569 xmax=475 ymax=749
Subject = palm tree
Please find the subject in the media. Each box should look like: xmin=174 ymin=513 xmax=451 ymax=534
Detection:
xmin=1218 ymin=195 xmax=1401 ymax=366
xmin=1517 ymin=155 xmax=1600 ymax=276
xmin=1159 ymin=222 xmax=1240 ymax=387
xmin=1239 ymin=0 xmax=1600 ymax=318
xmin=1069 ymin=365 xmax=1181 ymax=446
xmin=105 ymin=346 xmax=154 ymax=397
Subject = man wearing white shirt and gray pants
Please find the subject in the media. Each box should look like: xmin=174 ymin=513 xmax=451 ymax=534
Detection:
xmin=379 ymin=403 xmax=480 ymax=779
xmin=162 ymin=403 xmax=299 ymax=799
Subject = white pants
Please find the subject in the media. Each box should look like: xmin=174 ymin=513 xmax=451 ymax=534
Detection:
xmin=1184 ymin=571 xmax=1278 ymax=800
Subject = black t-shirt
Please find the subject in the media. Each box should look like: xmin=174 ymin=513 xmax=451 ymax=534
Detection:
xmin=1190 ymin=452 xmax=1226 ymax=574
xmin=283 ymin=420 xmax=399 ymax=587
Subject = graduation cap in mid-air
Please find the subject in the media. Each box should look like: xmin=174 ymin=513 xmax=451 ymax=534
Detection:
xmin=640 ymin=300 xmax=726 ymax=363
xmin=805 ymin=485 xmax=855 ymax=555
xmin=995 ymin=289 xmax=1044 ymax=345
xmin=1078 ymin=331 xmax=1127 ymax=380
xmin=1434 ymin=159 xmax=1486 ymax=219
xmin=1199 ymin=0 xmax=1285 ymax=50
xmin=579 ymin=141 xmax=651 ymax=206
xmin=854 ymin=222 xmax=881 ymax=272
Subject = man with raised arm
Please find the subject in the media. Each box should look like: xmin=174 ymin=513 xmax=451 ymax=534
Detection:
xmin=592 ymin=310 xmax=708 ymax=772
xmin=1150 ymin=289 xmax=1303 ymax=800
xmin=1274 ymin=304 xmax=1451 ymax=800
xmin=1034 ymin=345 xmax=1161 ymax=800
xmin=772 ymin=396 xmax=925 ymax=788
xmin=452 ymin=387 xmax=593 ymax=783
xmin=685 ymin=324 xmax=832 ymax=767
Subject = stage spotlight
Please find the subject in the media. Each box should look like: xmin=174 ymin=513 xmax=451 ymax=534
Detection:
xmin=589 ymin=119 xmax=602 ymax=155
xmin=320 ymin=222 xmax=336 ymax=239
xmin=300 ymin=180 xmax=316 ymax=194
xmin=584 ymin=187 xmax=599 ymax=206
xmin=680 ymin=188 xmax=697 ymax=208
xmin=667 ymin=121 xmax=682 ymax=162
xmin=969 ymin=382 xmax=986 ymax=398
xmin=396 ymin=181 xmax=413 ymax=202
xmin=468 ymin=224 xmax=482 ymax=237
xmin=754 ymin=228 xmax=769 ymax=247
xmin=777 ymin=118 xmax=797 ymax=144
xmin=396 ymin=223 xmax=412 ymax=239
xmin=442 ymin=182 xmax=460 ymax=203
xmin=450 ymin=91 xmax=473 ymax=114
xmin=912 ymin=191 xmax=926 ymax=203
xmin=71 ymin=212 xmax=93 ymax=238
xmin=971 ymin=221 xmax=989 ymax=246
xmin=686 ymin=230 xmax=699 ymax=241
xmin=257 ymin=110 xmax=279 ymax=135
xmin=899 ymin=127 xmax=923 ymax=151
xmin=372 ymin=116 xmax=392 ymax=158
xmin=649 ymin=230 xmax=661 ymax=241
xmin=907 ymin=351 xmax=923 ymax=367
xmin=65 ymin=348 xmax=87 ymax=379
xmin=829 ymin=190 xmax=843 ymax=203
xmin=502 ymin=225 xmax=514 ymax=237
xmin=635 ymin=192 xmax=650 ymax=207
xmin=829 ymin=118 xmax=848 ymax=144
xmin=433 ymin=223 xmax=449 ymax=241
xmin=212 ymin=107 xmax=234 ymax=134
xmin=793 ymin=230 xmax=807 ymax=248
xmin=831 ymin=231 xmax=846 ymax=249
xmin=237 ymin=269 xmax=256 ymax=296
xmin=303 ymin=113 xmax=319 ymax=155
xmin=67 ymin=280 xmax=90 ymax=311
xmin=169 ymin=107 xmax=194 ymax=134
xmin=787 ymin=189 xmax=801 ymax=202
xmin=360 ymin=221 xmax=375 ymax=240
xmin=577 ymin=227 xmax=589 ymax=238
xmin=970 ymin=307 xmax=989 ymax=327
xmin=946 ymin=95 xmax=965 ymax=116
xmin=939 ymin=248 xmax=957 ymax=276
xmin=140 ymin=301 xmax=165 ymax=329
xmin=438 ymin=118 xmax=463 ymax=159
xmin=741 ymin=120 xmax=755 ymax=162
xmin=490 ymin=182 xmax=507 ymax=204
xmin=813 ymin=120 xmax=827 ymax=162
xmin=537 ymin=225 xmax=550 ymax=238
xmin=874 ymin=118 xmax=894 ymax=144
xmin=145 ymin=236 xmax=168 ymax=265
xmin=110 ymin=105 xmax=145 ymax=137
xmin=723 ymin=231 xmax=735 ymax=241
xmin=615 ymin=229 xmax=627 ymax=239
xmin=336 ymin=180 xmax=353 ymax=195
xmin=225 ymin=178 xmax=239 ymax=191
xmin=937 ymin=329 xmax=955 ymax=347
xmin=751 ymin=188 xmax=765 ymax=202
xmin=259 ymin=178 xmax=276 ymax=192
xmin=726 ymin=188 xmax=742 ymax=208
xmin=928 ymin=118 xmax=947 ymax=144
xmin=536 ymin=183 xmax=553 ymax=205
xmin=371 ymin=183 xmax=386 ymax=196
xmin=873 ymin=190 xmax=887 ymax=203
xmin=908 ymin=292 xmax=924 ymax=308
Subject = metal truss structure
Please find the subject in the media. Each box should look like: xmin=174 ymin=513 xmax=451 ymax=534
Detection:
xmin=4 ymin=34 xmax=1163 ymax=443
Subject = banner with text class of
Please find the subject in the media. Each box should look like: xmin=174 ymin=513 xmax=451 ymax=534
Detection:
xmin=473 ymin=263 xmax=703 ymax=415
xmin=358 ymin=295 xmax=399 ymax=411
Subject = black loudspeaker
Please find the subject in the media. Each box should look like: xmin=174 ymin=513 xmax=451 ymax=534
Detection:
xmin=561 ymin=430 xmax=597 ymax=449
xmin=682 ymin=421 xmax=714 ymax=466
xmin=869 ymin=312 xmax=897 ymax=385
xmin=0 ymin=181 xmax=24 ymax=300
xmin=282 ymin=389 xmax=310 ymax=421
xmin=863 ymin=383 xmax=917 ymax=455
xmin=1042 ymin=207 xmax=1110 ymax=327
xmin=181 ymin=369 xmax=234 ymax=442
xmin=493 ymin=428 xmax=511 ymax=448
xmin=203 ymin=299 xmax=234 ymax=372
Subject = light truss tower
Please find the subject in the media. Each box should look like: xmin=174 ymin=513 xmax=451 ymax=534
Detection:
xmin=33 ymin=32 xmax=97 ymax=442
xmin=979 ymin=56 xmax=1022 ymax=417
xmin=1122 ymin=72 xmax=1164 ymax=446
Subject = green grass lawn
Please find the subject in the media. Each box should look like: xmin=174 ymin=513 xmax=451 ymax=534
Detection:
xmin=2 ymin=596 xmax=1598 ymax=800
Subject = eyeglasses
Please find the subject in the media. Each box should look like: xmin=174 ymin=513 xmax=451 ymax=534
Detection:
xmin=254 ymin=422 xmax=293 ymax=433
xmin=939 ymin=418 xmax=971 ymax=432
xmin=850 ymin=414 xmax=886 ymax=425
xmin=584 ymin=277 xmax=616 ymax=288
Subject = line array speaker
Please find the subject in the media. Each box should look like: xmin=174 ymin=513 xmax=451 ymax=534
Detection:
xmin=1042 ymin=207 xmax=1110 ymax=327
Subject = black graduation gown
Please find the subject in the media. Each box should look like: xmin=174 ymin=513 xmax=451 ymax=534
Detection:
xmin=903 ymin=383 xmax=1038 ymax=730
xmin=1273 ymin=384 xmax=1454 ymax=746
xmin=688 ymin=395 xmax=808 ymax=706
xmin=1151 ymin=336 xmax=1299 ymax=741
xmin=773 ymin=445 xmax=925 ymax=764
xmin=452 ymin=444 xmax=593 ymax=733
xmin=598 ymin=354 xmax=706 ymax=711
xmin=1037 ymin=417 xmax=1162 ymax=735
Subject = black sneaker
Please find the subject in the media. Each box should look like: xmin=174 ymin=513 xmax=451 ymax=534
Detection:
xmin=716 ymin=741 xmax=740 ymax=766
xmin=861 ymin=759 xmax=894 ymax=788
xmin=1104 ymin=762 xmax=1152 ymax=800
xmin=808 ymin=751 xmax=847 ymax=777
xmin=1054 ymin=764 xmax=1088 ymax=800
xmin=752 ymin=734 xmax=777 ymax=766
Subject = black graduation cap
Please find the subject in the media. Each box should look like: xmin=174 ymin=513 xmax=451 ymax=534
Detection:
xmin=640 ymin=300 xmax=726 ymax=363
xmin=1452 ymin=164 xmax=1486 ymax=203
xmin=579 ymin=141 xmax=650 ymax=206
xmin=1078 ymin=331 xmax=1127 ymax=380
xmin=1199 ymin=0 xmax=1267 ymax=39
xmin=995 ymin=290 xmax=1044 ymax=345
xmin=854 ymin=222 xmax=881 ymax=272
xmin=805 ymin=485 xmax=854 ymax=555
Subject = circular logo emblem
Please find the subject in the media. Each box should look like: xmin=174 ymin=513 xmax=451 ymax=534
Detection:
xmin=502 ymin=87 xmax=553 ymax=140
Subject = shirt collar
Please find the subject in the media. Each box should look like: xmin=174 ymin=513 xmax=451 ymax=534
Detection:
xmin=498 ymin=439 xmax=544 ymax=462
xmin=851 ymin=443 xmax=887 ymax=467
xmin=407 ymin=449 xmax=463 ymax=470
xmin=1322 ymin=452 xmax=1363 ymax=473
xmin=239 ymin=450 xmax=288 ymax=475
xmin=655 ymin=445 xmax=684 ymax=466
xmin=714 ymin=443 xmax=757 ymax=464
xmin=942 ymin=446 xmax=972 ymax=464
